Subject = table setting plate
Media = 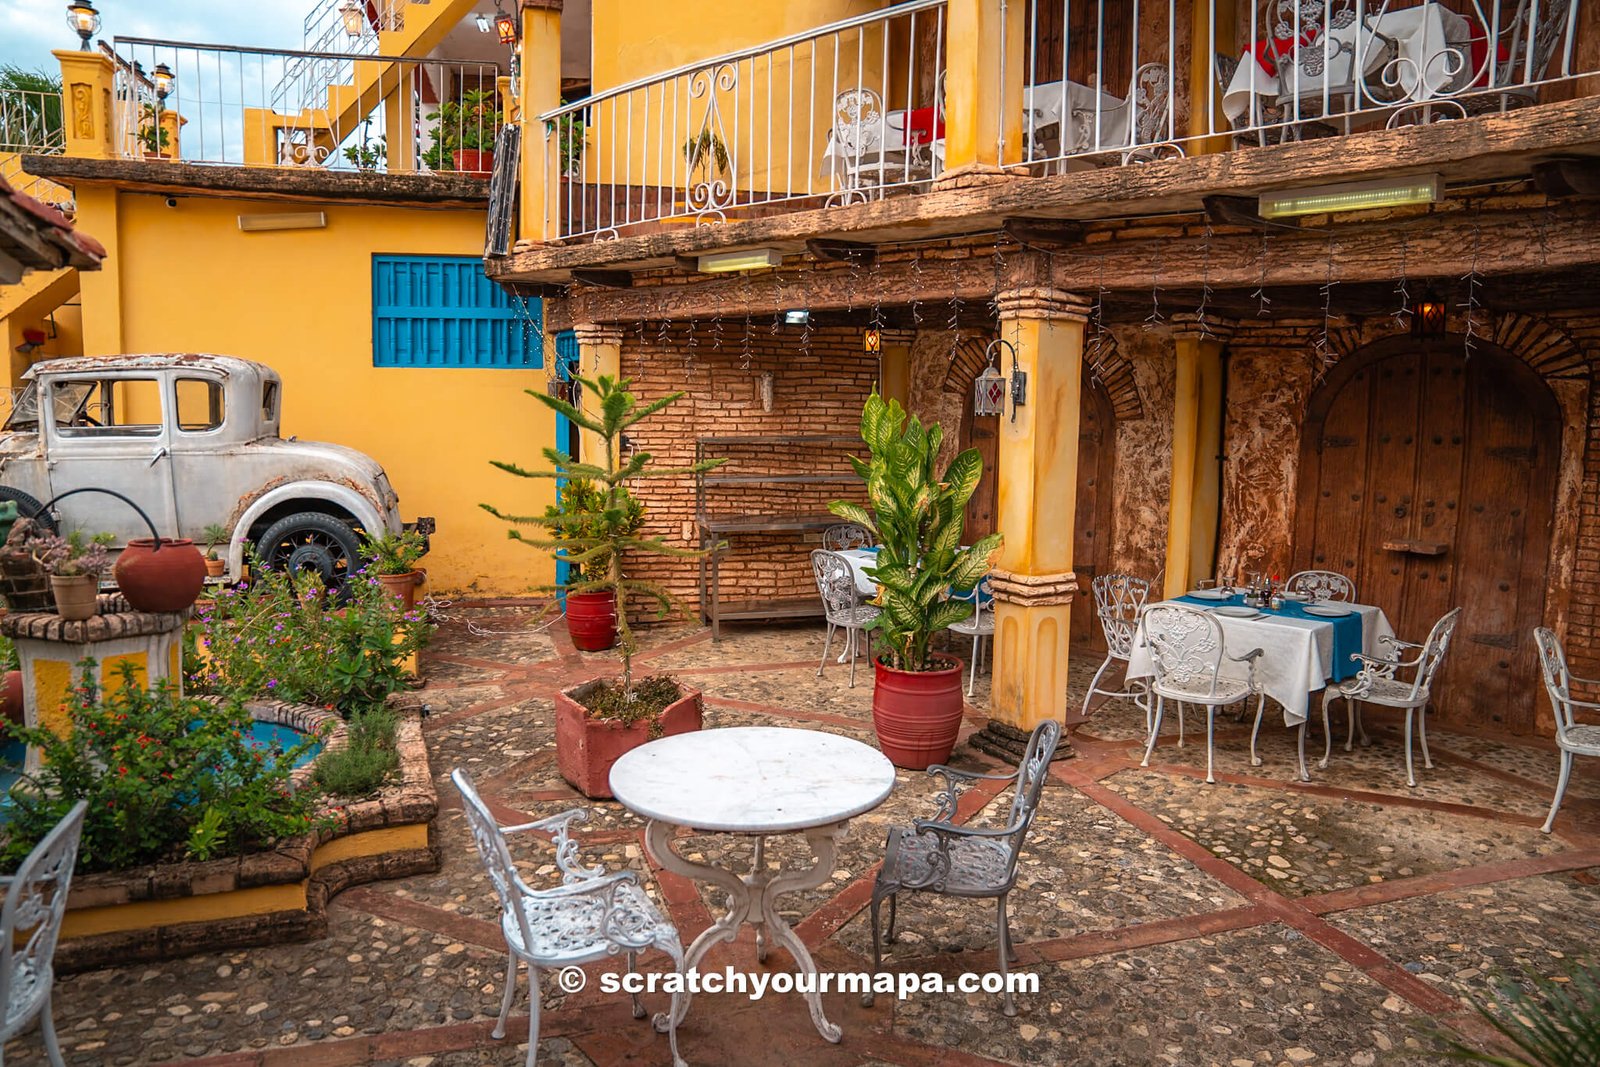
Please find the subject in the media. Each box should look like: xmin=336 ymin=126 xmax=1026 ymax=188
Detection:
xmin=1278 ymin=591 xmax=1308 ymax=601
xmin=1214 ymin=605 xmax=1264 ymax=618
xmin=1304 ymin=604 xmax=1353 ymax=618
xmin=1187 ymin=589 xmax=1231 ymax=600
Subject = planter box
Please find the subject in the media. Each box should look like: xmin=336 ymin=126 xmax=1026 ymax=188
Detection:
xmin=555 ymin=679 xmax=703 ymax=799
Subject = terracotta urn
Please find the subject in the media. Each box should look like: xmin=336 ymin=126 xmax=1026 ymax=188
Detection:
xmin=50 ymin=574 xmax=99 ymax=621
xmin=565 ymin=590 xmax=617 ymax=651
xmin=377 ymin=570 xmax=421 ymax=611
xmin=114 ymin=538 xmax=208 ymax=613
xmin=871 ymin=654 xmax=967 ymax=769
xmin=555 ymin=680 xmax=702 ymax=799
xmin=2 ymin=669 xmax=24 ymax=727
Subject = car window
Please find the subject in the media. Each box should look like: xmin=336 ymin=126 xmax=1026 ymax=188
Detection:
xmin=3 ymin=381 xmax=95 ymax=432
xmin=175 ymin=377 xmax=225 ymax=433
xmin=53 ymin=378 xmax=163 ymax=437
xmin=262 ymin=380 xmax=279 ymax=421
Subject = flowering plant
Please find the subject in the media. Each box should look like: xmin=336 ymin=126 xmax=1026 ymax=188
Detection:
xmin=23 ymin=523 xmax=114 ymax=578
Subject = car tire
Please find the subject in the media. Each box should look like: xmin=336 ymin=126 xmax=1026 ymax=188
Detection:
xmin=255 ymin=512 xmax=364 ymax=589
xmin=0 ymin=486 xmax=58 ymax=534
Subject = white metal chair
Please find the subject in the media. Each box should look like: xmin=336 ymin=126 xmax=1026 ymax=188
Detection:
xmin=1319 ymin=607 xmax=1462 ymax=788
xmin=812 ymin=548 xmax=879 ymax=688
xmin=946 ymin=578 xmax=994 ymax=698
xmin=865 ymin=720 xmax=1061 ymax=1018
xmin=821 ymin=523 xmax=871 ymax=551
xmin=451 ymin=771 xmax=686 ymax=1067
xmin=1533 ymin=627 xmax=1600 ymax=834
xmin=1139 ymin=604 xmax=1264 ymax=784
xmin=0 ymin=800 xmax=87 ymax=1067
xmin=1285 ymin=569 xmax=1355 ymax=602
xmin=1081 ymin=573 xmax=1151 ymax=723
xmin=1462 ymin=0 xmax=1574 ymax=114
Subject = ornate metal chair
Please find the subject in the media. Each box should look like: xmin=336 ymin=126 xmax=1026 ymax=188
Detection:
xmin=1139 ymin=604 xmax=1264 ymax=784
xmin=0 ymin=799 xmax=87 ymax=1067
xmin=946 ymin=577 xmax=994 ymax=698
xmin=1532 ymin=627 xmax=1600 ymax=834
xmin=451 ymin=771 xmax=686 ymax=1067
xmin=832 ymin=87 xmax=919 ymax=197
xmin=1318 ymin=607 xmax=1461 ymax=788
xmin=811 ymin=548 xmax=879 ymax=688
xmin=1285 ymin=569 xmax=1355 ymax=602
xmin=864 ymin=720 xmax=1061 ymax=1017
xmin=1080 ymin=573 xmax=1151 ymax=724
xmin=821 ymin=523 xmax=871 ymax=551
xmin=1462 ymin=0 xmax=1574 ymax=114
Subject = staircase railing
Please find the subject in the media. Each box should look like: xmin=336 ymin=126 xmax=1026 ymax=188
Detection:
xmin=270 ymin=0 xmax=412 ymax=116
xmin=0 ymin=87 xmax=72 ymax=209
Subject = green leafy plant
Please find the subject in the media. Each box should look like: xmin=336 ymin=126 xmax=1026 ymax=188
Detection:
xmin=24 ymin=525 xmax=114 ymax=578
xmin=682 ymin=130 xmax=729 ymax=181
xmin=481 ymin=373 xmax=725 ymax=703
xmin=542 ymin=477 xmax=645 ymax=580
xmin=0 ymin=66 xmax=64 ymax=151
xmin=1425 ymin=964 xmax=1600 ymax=1066
xmin=358 ymin=528 xmax=428 ymax=576
xmin=136 ymin=103 xmax=170 ymax=156
xmin=311 ymin=706 xmax=399 ymax=798
xmin=1 ymin=661 xmax=320 ymax=872
xmin=342 ymin=134 xmax=387 ymax=172
xmin=423 ymin=88 xmax=502 ymax=169
xmin=549 ymin=101 xmax=586 ymax=176
xmin=201 ymin=523 xmax=231 ymax=561
xmin=829 ymin=391 xmax=1002 ymax=672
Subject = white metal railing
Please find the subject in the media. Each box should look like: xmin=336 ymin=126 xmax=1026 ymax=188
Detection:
xmin=537 ymin=0 xmax=947 ymax=241
xmin=111 ymin=37 xmax=501 ymax=174
xmin=271 ymin=0 xmax=413 ymax=115
xmin=0 ymin=88 xmax=72 ymax=209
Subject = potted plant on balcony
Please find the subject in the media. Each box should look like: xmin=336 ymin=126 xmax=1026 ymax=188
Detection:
xmin=424 ymin=89 xmax=501 ymax=176
xmin=26 ymin=526 xmax=114 ymax=622
xmin=359 ymin=528 xmax=428 ymax=611
xmin=137 ymin=104 xmax=170 ymax=160
xmin=830 ymin=391 xmax=1002 ymax=769
xmin=482 ymin=373 xmax=725 ymax=798
xmin=201 ymin=523 xmax=231 ymax=579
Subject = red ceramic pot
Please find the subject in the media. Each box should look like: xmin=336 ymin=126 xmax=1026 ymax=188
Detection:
xmin=113 ymin=538 xmax=207 ymax=614
xmin=556 ymin=680 xmax=702 ymax=799
xmin=1 ymin=670 xmax=23 ymax=728
xmin=378 ymin=570 xmax=421 ymax=611
xmin=565 ymin=589 xmax=617 ymax=652
xmin=871 ymin=654 xmax=967 ymax=769
xmin=451 ymin=148 xmax=494 ymax=176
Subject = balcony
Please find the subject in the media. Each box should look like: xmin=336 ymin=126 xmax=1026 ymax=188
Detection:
xmin=520 ymin=0 xmax=1593 ymax=247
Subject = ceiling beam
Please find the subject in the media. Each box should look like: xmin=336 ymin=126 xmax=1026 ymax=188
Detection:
xmin=1001 ymin=217 xmax=1085 ymax=246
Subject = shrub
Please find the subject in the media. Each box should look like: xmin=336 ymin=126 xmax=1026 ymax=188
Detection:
xmin=311 ymin=707 xmax=400 ymax=798
xmin=358 ymin=528 xmax=428 ymax=576
xmin=190 ymin=564 xmax=433 ymax=717
xmin=1 ymin=662 xmax=320 ymax=872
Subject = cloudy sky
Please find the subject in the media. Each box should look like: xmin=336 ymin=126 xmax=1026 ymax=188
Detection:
xmin=1 ymin=0 xmax=307 ymax=71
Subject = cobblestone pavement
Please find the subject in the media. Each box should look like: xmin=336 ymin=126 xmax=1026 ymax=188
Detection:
xmin=8 ymin=608 xmax=1600 ymax=1067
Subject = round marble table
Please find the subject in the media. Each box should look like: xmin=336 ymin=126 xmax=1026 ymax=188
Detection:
xmin=609 ymin=726 xmax=896 ymax=1043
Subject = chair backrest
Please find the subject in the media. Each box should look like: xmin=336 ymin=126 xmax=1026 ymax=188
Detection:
xmin=1270 ymin=0 xmax=1356 ymax=40
xmin=1534 ymin=626 xmax=1580 ymax=735
xmin=0 ymin=799 xmax=87 ymax=1024
xmin=452 ymin=769 xmax=541 ymax=955
xmin=1494 ymin=0 xmax=1572 ymax=88
xmin=1406 ymin=607 xmax=1462 ymax=701
xmin=1141 ymin=603 xmax=1232 ymax=699
xmin=1093 ymin=573 xmax=1151 ymax=662
xmin=833 ymin=88 xmax=884 ymax=157
xmin=811 ymin=548 xmax=862 ymax=622
xmin=1001 ymin=720 xmax=1062 ymax=873
xmin=1286 ymin=569 xmax=1355 ymax=602
xmin=1130 ymin=62 xmax=1172 ymax=144
xmin=822 ymin=523 xmax=870 ymax=551
xmin=1214 ymin=50 xmax=1240 ymax=96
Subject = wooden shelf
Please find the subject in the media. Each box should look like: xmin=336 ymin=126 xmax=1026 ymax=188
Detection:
xmin=697 ymin=434 xmax=857 ymax=447
xmin=701 ymin=473 xmax=857 ymax=487
xmin=698 ymin=512 xmax=840 ymax=534
xmin=700 ymin=597 xmax=825 ymax=623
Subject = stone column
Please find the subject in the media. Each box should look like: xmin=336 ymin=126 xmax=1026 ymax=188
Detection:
xmin=1164 ymin=317 xmax=1232 ymax=597
xmin=937 ymin=0 xmax=1025 ymax=185
xmin=572 ymin=323 xmax=623 ymax=464
xmin=518 ymin=0 xmax=564 ymax=241
xmin=968 ymin=289 xmax=1090 ymax=762
xmin=55 ymin=49 xmax=122 ymax=355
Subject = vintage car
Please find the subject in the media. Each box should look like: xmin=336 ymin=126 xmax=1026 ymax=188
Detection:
xmin=0 ymin=354 xmax=431 ymax=584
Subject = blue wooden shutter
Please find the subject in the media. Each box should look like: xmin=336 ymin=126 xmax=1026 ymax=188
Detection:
xmin=372 ymin=254 xmax=542 ymax=369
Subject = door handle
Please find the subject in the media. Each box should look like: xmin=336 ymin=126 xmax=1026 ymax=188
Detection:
xmin=148 ymin=447 xmax=169 ymax=467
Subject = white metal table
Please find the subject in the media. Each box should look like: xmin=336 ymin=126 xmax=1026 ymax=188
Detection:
xmin=608 ymin=726 xmax=896 ymax=1043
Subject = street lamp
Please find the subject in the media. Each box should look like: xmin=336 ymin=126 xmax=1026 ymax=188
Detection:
xmin=338 ymin=0 xmax=364 ymax=38
xmin=151 ymin=63 xmax=174 ymax=102
xmin=66 ymin=0 xmax=100 ymax=51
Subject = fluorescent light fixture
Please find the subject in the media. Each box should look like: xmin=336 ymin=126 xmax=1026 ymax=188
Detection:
xmin=1258 ymin=174 xmax=1440 ymax=219
xmin=695 ymin=248 xmax=783 ymax=273
xmin=784 ymin=310 xmax=810 ymax=325
xmin=237 ymin=211 xmax=328 ymax=232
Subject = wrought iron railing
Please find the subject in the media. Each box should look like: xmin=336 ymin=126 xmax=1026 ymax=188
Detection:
xmin=535 ymin=0 xmax=948 ymax=241
xmin=110 ymin=37 xmax=501 ymax=174
xmin=0 ymin=88 xmax=72 ymax=209
xmin=271 ymin=0 xmax=413 ymax=116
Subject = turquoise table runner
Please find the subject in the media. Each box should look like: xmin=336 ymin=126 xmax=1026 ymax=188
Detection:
xmin=1174 ymin=593 xmax=1364 ymax=683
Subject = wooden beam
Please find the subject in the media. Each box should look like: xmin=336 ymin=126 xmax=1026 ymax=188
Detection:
xmin=1202 ymin=195 xmax=1299 ymax=231
xmin=570 ymin=269 xmax=634 ymax=289
xmin=1002 ymin=217 xmax=1085 ymax=246
xmin=805 ymin=238 xmax=878 ymax=264
xmin=1532 ymin=157 xmax=1600 ymax=198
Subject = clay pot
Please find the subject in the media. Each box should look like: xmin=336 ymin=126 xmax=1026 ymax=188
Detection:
xmin=50 ymin=574 xmax=99 ymax=621
xmin=205 ymin=556 xmax=227 ymax=579
xmin=1 ymin=670 xmax=23 ymax=728
xmin=113 ymin=538 xmax=207 ymax=613
xmin=871 ymin=655 xmax=967 ymax=769
xmin=377 ymin=570 xmax=421 ymax=611
xmin=565 ymin=590 xmax=617 ymax=652
xmin=555 ymin=680 xmax=702 ymax=799
xmin=451 ymin=148 xmax=494 ymax=176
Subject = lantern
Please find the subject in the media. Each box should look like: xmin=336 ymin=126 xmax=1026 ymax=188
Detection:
xmin=495 ymin=11 xmax=519 ymax=45
xmin=65 ymin=0 xmax=100 ymax=50
xmin=152 ymin=63 xmax=174 ymax=102
xmin=862 ymin=328 xmax=881 ymax=354
xmin=1411 ymin=287 xmax=1446 ymax=338
xmin=973 ymin=345 xmax=1007 ymax=418
xmin=338 ymin=0 xmax=364 ymax=38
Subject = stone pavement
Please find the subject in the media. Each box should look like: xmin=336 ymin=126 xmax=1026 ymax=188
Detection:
xmin=9 ymin=604 xmax=1599 ymax=1067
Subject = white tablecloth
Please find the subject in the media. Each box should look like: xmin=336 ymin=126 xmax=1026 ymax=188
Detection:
xmin=1125 ymin=599 xmax=1395 ymax=727
xmin=1222 ymin=3 xmax=1471 ymax=125
xmin=838 ymin=547 xmax=880 ymax=597
xmin=819 ymin=110 xmax=945 ymax=182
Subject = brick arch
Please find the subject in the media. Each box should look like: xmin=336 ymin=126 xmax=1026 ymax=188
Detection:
xmin=935 ymin=332 xmax=1146 ymax=422
xmin=1324 ymin=310 xmax=1586 ymax=381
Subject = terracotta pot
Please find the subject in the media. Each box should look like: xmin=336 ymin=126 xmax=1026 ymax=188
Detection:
xmin=204 ymin=557 xmax=227 ymax=578
xmin=871 ymin=655 xmax=967 ymax=769
xmin=565 ymin=589 xmax=617 ymax=652
xmin=50 ymin=574 xmax=99 ymax=621
xmin=1 ymin=670 xmax=23 ymax=728
xmin=377 ymin=570 xmax=421 ymax=611
xmin=451 ymin=148 xmax=494 ymax=176
xmin=113 ymin=538 xmax=207 ymax=614
xmin=556 ymin=680 xmax=702 ymax=799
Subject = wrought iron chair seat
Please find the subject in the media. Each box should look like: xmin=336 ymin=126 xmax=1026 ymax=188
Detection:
xmin=0 ymin=799 xmax=87 ymax=1067
xmin=829 ymin=604 xmax=881 ymax=628
xmin=1331 ymin=673 xmax=1419 ymax=705
xmin=1149 ymin=672 xmax=1255 ymax=705
xmin=1534 ymin=627 xmax=1600 ymax=834
xmin=879 ymin=826 xmax=1012 ymax=897
xmin=1560 ymin=723 xmax=1600 ymax=751
xmin=499 ymin=877 xmax=671 ymax=962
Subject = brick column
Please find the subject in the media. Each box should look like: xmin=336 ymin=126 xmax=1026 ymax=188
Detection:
xmin=969 ymin=288 xmax=1090 ymax=762
xmin=1164 ymin=316 xmax=1233 ymax=597
xmin=518 ymin=0 xmax=564 ymax=242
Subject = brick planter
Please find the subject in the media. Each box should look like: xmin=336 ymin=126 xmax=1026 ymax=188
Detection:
xmin=54 ymin=711 xmax=439 ymax=972
xmin=555 ymin=680 xmax=703 ymax=799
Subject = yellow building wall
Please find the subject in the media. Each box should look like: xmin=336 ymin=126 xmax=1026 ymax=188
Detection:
xmin=74 ymin=190 xmax=554 ymax=596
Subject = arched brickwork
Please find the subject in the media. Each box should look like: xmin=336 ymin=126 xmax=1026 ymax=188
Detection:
xmin=935 ymin=331 xmax=1146 ymax=422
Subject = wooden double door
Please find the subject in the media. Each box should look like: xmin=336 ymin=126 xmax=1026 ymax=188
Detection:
xmin=1293 ymin=338 xmax=1560 ymax=733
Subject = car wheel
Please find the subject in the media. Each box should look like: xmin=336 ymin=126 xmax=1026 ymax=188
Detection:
xmin=255 ymin=512 xmax=363 ymax=589
xmin=0 ymin=486 xmax=58 ymax=534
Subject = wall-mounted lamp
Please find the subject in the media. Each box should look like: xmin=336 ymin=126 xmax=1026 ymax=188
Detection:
xmin=237 ymin=211 xmax=329 ymax=232
xmin=14 ymin=328 xmax=47 ymax=356
xmin=862 ymin=328 xmax=881 ymax=354
xmin=1259 ymin=173 xmax=1440 ymax=220
xmin=974 ymin=339 xmax=1026 ymax=422
xmin=65 ymin=0 xmax=100 ymax=50
xmin=1411 ymin=287 xmax=1447 ymax=339
xmin=475 ymin=12 xmax=492 ymax=32
xmin=696 ymin=247 xmax=782 ymax=273
xmin=783 ymin=310 xmax=809 ymax=326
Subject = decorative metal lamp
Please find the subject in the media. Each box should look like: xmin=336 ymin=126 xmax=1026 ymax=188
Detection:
xmin=495 ymin=10 xmax=519 ymax=45
xmin=1411 ymin=288 xmax=1447 ymax=338
xmin=862 ymin=328 xmax=881 ymax=355
xmin=973 ymin=342 xmax=1008 ymax=418
xmin=151 ymin=63 xmax=174 ymax=102
xmin=338 ymin=0 xmax=364 ymax=38
xmin=66 ymin=0 xmax=100 ymax=50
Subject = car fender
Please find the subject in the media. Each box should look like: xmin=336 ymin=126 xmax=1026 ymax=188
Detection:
xmin=228 ymin=481 xmax=391 ymax=572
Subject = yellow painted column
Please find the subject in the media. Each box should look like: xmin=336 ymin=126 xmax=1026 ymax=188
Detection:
xmin=55 ymin=50 xmax=124 ymax=356
xmin=973 ymin=289 xmax=1090 ymax=760
xmin=1189 ymin=0 xmax=1237 ymax=153
xmin=1163 ymin=318 xmax=1231 ymax=597
xmin=572 ymin=323 xmax=622 ymax=464
xmin=518 ymin=0 xmax=564 ymax=242
xmin=156 ymin=109 xmax=187 ymax=159
xmin=877 ymin=329 xmax=914 ymax=410
xmin=939 ymin=0 xmax=1025 ymax=179
xmin=55 ymin=50 xmax=116 ymax=160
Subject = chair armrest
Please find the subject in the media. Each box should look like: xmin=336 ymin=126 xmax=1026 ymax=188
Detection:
xmin=912 ymin=817 xmax=1024 ymax=840
xmin=503 ymin=809 xmax=605 ymax=882
xmin=926 ymin=764 xmax=1017 ymax=822
xmin=1377 ymin=635 xmax=1423 ymax=653
xmin=502 ymin=808 xmax=588 ymax=837
xmin=1558 ymin=695 xmax=1600 ymax=711
xmin=1227 ymin=648 xmax=1265 ymax=664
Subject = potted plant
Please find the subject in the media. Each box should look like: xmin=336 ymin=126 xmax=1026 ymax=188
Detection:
xmin=682 ymin=130 xmax=730 ymax=189
xmin=26 ymin=526 xmax=114 ymax=621
xmin=358 ymin=529 xmax=428 ymax=611
xmin=550 ymin=103 xmax=586 ymax=178
xmin=482 ymin=373 xmax=725 ymax=798
xmin=424 ymin=89 xmax=501 ymax=176
xmin=537 ymin=477 xmax=645 ymax=651
xmin=201 ymin=523 xmax=231 ymax=579
xmin=829 ymin=391 xmax=1002 ymax=769
xmin=342 ymin=135 xmax=386 ymax=172
xmin=137 ymin=103 xmax=170 ymax=160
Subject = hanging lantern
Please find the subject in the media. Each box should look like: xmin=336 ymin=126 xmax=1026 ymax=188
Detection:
xmin=1411 ymin=287 xmax=1446 ymax=338
xmin=495 ymin=11 xmax=519 ymax=45
xmin=973 ymin=342 xmax=1007 ymax=418
xmin=862 ymin=327 xmax=881 ymax=354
